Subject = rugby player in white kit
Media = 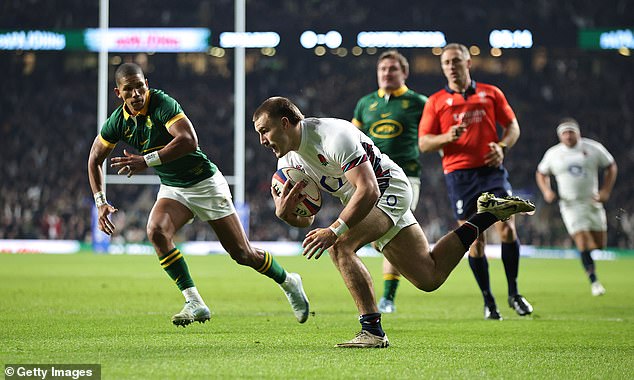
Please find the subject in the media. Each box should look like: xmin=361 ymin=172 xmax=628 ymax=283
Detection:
xmin=536 ymin=118 xmax=617 ymax=296
xmin=253 ymin=96 xmax=535 ymax=348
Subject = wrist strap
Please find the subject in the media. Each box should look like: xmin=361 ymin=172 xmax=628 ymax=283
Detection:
xmin=329 ymin=218 xmax=349 ymax=237
xmin=144 ymin=151 xmax=162 ymax=167
xmin=94 ymin=191 xmax=107 ymax=207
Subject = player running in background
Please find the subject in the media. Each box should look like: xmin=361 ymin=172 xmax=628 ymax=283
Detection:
xmin=418 ymin=43 xmax=533 ymax=320
xmin=352 ymin=50 xmax=428 ymax=314
xmin=536 ymin=118 xmax=617 ymax=296
xmin=88 ymin=63 xmax=309 ymax=327
xmin=253 ymin=96 xmax=535 ymax=347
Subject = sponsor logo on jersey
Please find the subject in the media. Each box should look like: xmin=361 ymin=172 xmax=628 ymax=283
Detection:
xmin=369 ymin=119 xmax=404 ymax=139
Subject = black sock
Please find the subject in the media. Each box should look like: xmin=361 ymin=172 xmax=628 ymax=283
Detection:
xmin=580 ymin=250 xmax=597 ymax=283
xmin=502 ymin=240 xmax=520 ymax=296
xmin=454 ymin=213 xmax=498 ymax=251
xmin=359 ymin=313 xmax=385 ymax=337
xmin=468 ymin=256 xmax=495 ymax=305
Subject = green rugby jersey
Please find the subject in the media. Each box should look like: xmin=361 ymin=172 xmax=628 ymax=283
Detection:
xmin=99 ymin=89 xmax=217 ymax=187
xmin=352 ymin=85 xmax=427 ymax=177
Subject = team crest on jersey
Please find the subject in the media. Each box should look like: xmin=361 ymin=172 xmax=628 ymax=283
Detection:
xmin=145 ymin=118 xmax=153 ymax=128
xmin=317 ymin=154 xmax=329 ymax=166
xmin=401 ymin=100 xmax=410 ymax=109
xmin=445 ymin=98 xmax=453 ymax=106
xmin=369 ymin=101 xmax=378 ymax=111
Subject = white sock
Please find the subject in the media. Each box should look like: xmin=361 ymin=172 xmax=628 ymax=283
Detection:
xmin=182 ymin=287 xmax=204 ymax=303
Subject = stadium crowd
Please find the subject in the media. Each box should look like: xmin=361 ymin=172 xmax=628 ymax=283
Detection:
xmin=1 ymin=0 xmax=632 ymax=249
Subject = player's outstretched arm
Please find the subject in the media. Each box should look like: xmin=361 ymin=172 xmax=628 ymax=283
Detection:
xmin=87 ymin=135 xmax=118 ymax=235
xmin=535 ymin=170 xmax=556 ymax=203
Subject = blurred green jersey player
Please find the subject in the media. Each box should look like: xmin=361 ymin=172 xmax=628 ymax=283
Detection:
xmin=352 ymin=50 xmax=427 ymax=313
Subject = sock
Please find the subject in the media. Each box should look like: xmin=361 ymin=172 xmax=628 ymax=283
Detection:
xmin=360 ymin=313 xmax=385 ymax=337
xmin=468 ymin=256 xmax=495 ymax=305
xmin=580 ymin=250 xmax=598 ymax=283
xmin=159 ymin=248 xmax=195 ymax=291
xmin=182 ymin=286 xmax=204 ymax=303
xmin=256 ymin=250 xmax=287 ymax=284
xmin=382 ymin=275 xmax=400 ymax=301
xmin=454 ymin=213 xmax=498 ymax=250
xmin=501 ymin=240 xmax=520 ymax=296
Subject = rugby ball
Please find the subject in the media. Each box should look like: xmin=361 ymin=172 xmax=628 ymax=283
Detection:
xmin=271 ymin=167 xmax=322 ymax=217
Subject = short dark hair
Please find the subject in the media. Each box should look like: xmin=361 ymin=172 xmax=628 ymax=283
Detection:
xmin=378 ymin=50 xmax=409 ymax=76
xmin=114 ymin=63 xmax=145 ymax=86
xmin=252 ymin=97 xmax=304 ymax=124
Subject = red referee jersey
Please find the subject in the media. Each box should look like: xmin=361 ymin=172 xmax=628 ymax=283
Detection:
xmin=418 ymin=81 xmax=516 ymax=174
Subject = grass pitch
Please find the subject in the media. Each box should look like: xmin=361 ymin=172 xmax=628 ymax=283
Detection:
xmin=1 ymin=253 xmax=633 ymax=379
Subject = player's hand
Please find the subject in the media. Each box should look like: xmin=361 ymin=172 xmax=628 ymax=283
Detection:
xmin=543 ymin=189 xmax=557 ymax=203
xmin=594 ymin=189 xmax=611 ymax=203
xmin=302 ymin=227 xmax=337 ymax=259
xmin=447 ymin=123 xmax=467 ymax=143
xmin=484 ymin=142 xmax=504 ymax=167
xmin=271 ymin=180 xmax=306 ymax=220
xmin=110 ymin=149 xmax=146 ymax=178
xmin=96 ymin=204 xmax=118 ymax=235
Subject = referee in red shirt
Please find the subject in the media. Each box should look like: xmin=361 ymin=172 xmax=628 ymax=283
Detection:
xmin=418 ymin=43 xmax=533 ymax=320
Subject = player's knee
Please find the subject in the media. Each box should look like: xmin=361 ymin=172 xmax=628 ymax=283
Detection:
xmin=498 ymin=222 xmax=517 ymax=241
xmin=328 ymin=239 xmax=354 ymax=262
xmin=146 ymin=223 xmax=171 ymax=244
xmin=470 ymin=238 xmax=486 ymax=256
xmin=411 ymin=274 xmax=446 ymax=292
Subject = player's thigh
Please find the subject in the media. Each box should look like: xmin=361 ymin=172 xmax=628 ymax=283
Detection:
xmin=572 ymin=230 xmax=604 ymax=251
xmin=342 ymin=207 xmax=394 ymax=251
xmin=381 ymin=223 xmax=435 ymax=283
xmin=572 ymin=231 xmax=595 ymax=251
xmin=148 ymin=198 xmax=194 ymax=235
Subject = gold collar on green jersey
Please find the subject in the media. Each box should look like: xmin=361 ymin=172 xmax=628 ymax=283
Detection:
xmin=123 ymin=91 xmax=152 ymax=120
xmin=377 ymin=85 xmax=408 ymax=98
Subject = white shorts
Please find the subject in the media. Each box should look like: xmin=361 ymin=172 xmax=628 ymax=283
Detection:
xmin=374 ymin=169 xmax=418 ymax=251
xmin=407 ymin=176 xmax=421 ymax=212
xmin=157 ymin=171 xmax=236 ymax=222
xmin=559 ymin=201 xmax=607 ymax=235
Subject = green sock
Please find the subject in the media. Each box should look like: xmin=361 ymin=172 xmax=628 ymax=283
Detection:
xmin=159 ymin=248 xmax=195 ymax=291
xmin=256 ymin=250 xmax=287 ymax=284
xmin=383 ymin=278 xmax=400 ymax=301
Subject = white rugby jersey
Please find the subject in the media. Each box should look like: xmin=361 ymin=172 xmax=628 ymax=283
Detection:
xmin=278 ymin=118 xmax=400 ymax=205
xmin=537 ymin=137 xmax=614 ymax=202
